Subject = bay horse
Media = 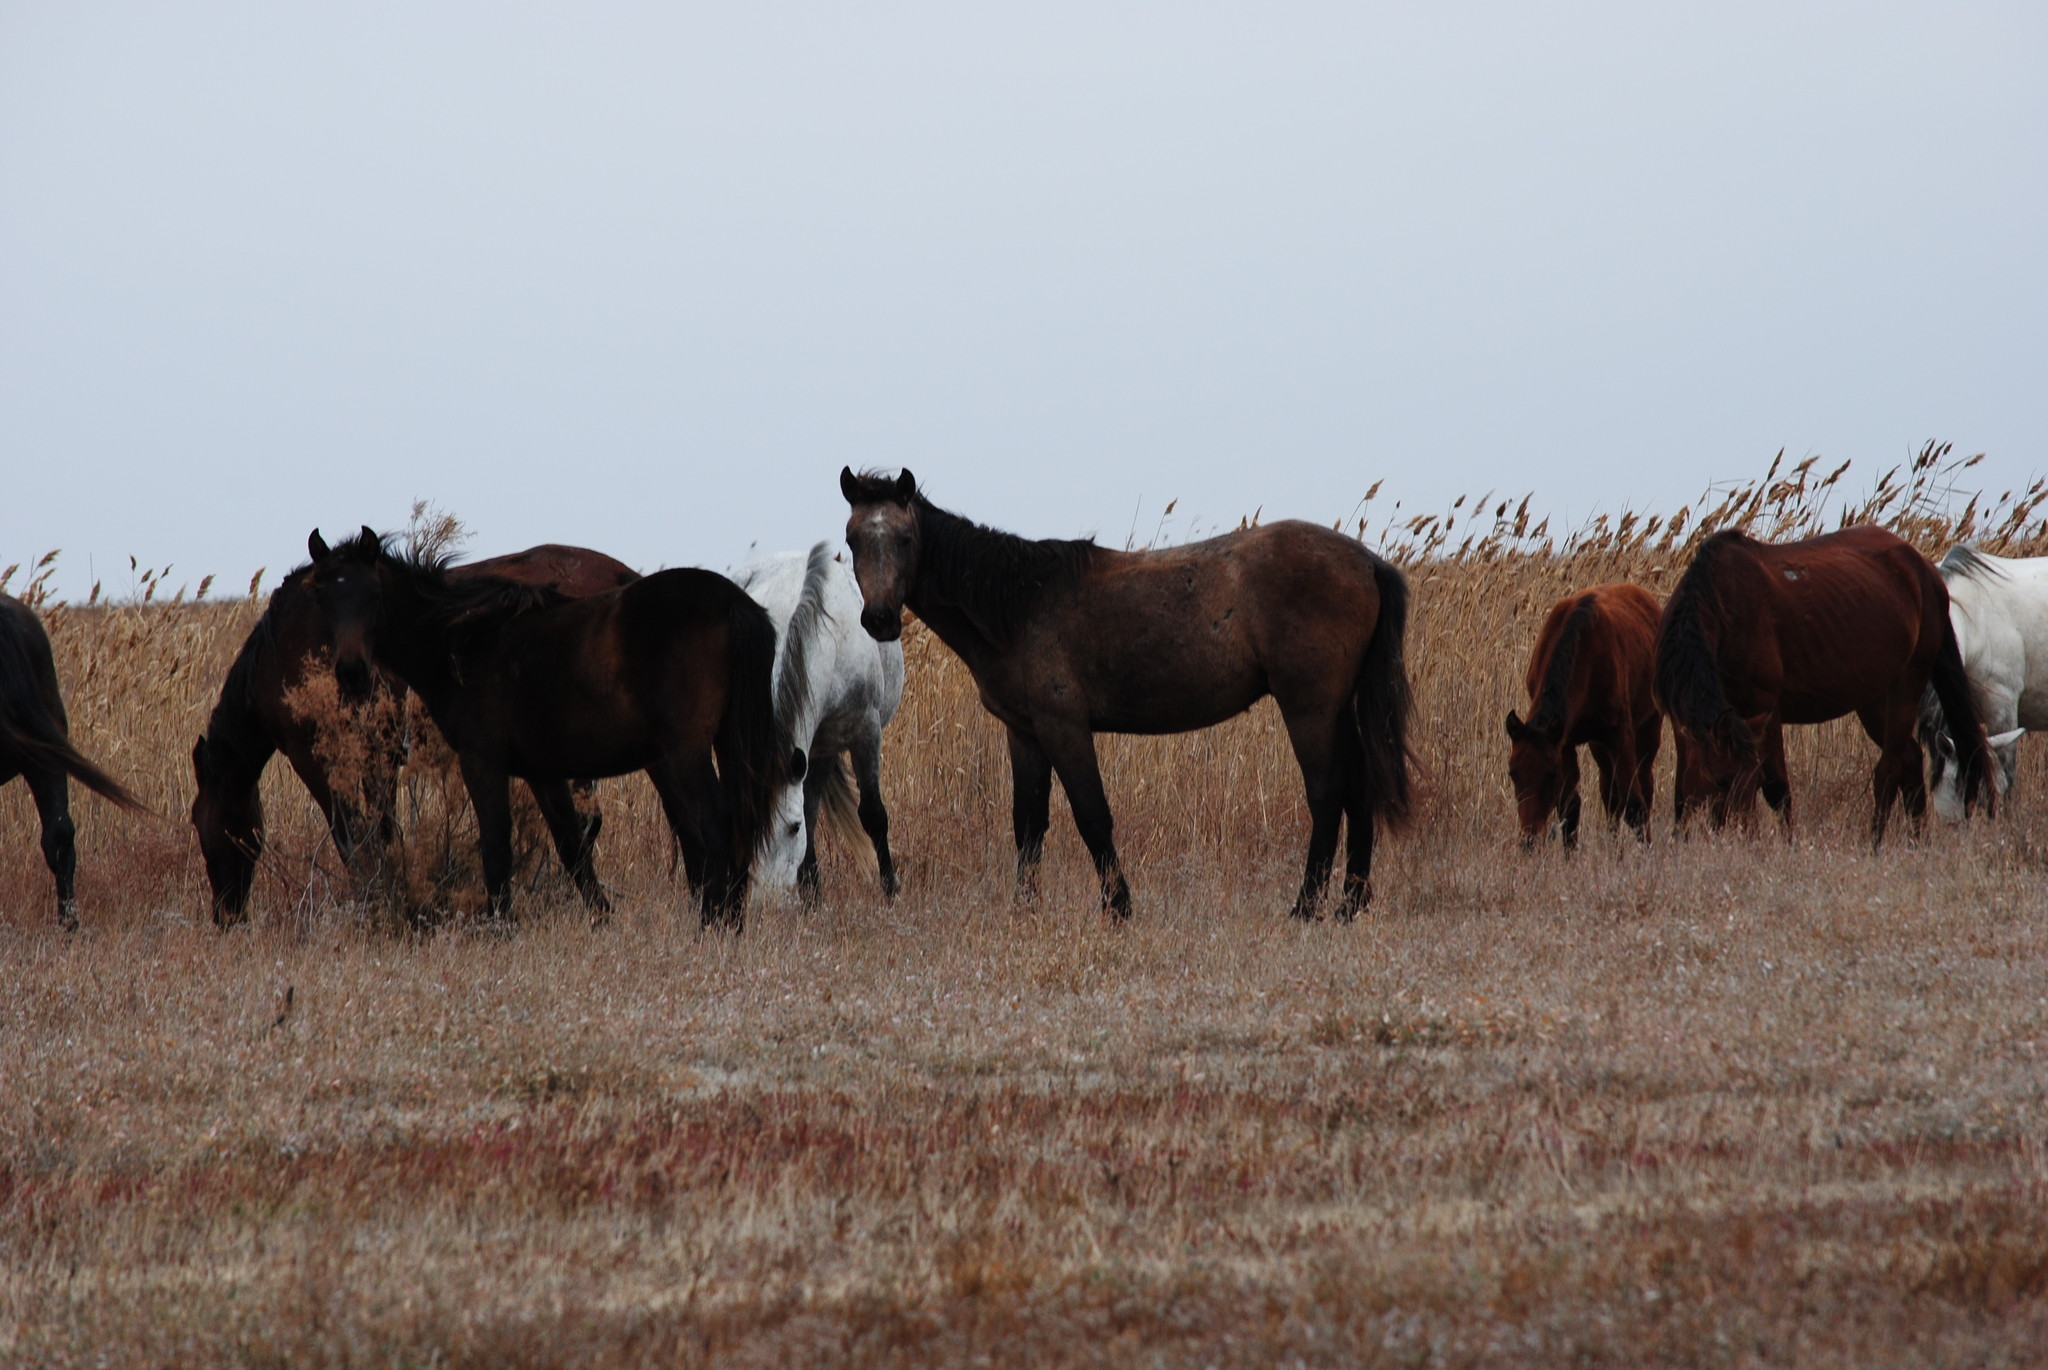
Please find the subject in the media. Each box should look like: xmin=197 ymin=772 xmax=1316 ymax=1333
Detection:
xmin=1653 ymin=525 xmax=1996 ymax=841
xmin=2 ymin=593 xmax=146 ymax=928
xmin=840 ymin=468 xmax=1413 ymax=921
xmin=1505 ymin=583 xmax=1665 ymax=847
xmin=734 ymin=543 xmax=904 ymax=902
xmin=1917 ymin=546 xmax=2040 ymax=820
xmin=306 ymin=528 xmax=791 ymax=928
xmin=192 ymin=544 xmax=639 ymax=925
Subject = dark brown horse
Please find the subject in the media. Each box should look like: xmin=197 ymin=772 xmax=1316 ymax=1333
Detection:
xmin=1653 ymin=525 xmax=1996 ymax=840
xmin=306 ymin=529 xmax=791 ymax=927
xmin=192 ymin=544 xmax=638 ymax=925
xmin=840 ymin=469 xmax=1413 ymax=920
xmin=2 ymin=593 xmax=145 ymax=928
xmin=1505 ymin=583 xmax=1666 ymax=846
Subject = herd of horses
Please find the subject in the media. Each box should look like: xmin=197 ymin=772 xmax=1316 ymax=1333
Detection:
xmin=2 ymin=468 xmax=2041 ymax=932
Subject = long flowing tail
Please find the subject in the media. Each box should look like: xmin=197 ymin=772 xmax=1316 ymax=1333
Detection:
xmin=0 ymin=646 xmax=146 ymax=812
xmin=1354 ymin=553 xmax=1415 ymax=831
xmin=714 ymin=588 xmax=791 ymax=901
xmin=810 ymin=755 xmax=874 ymax=871
xmin=1927 ymin=609 xmax=1998 ymax=817
xmin=1653 ymin=547 xmax=1757 ymax=768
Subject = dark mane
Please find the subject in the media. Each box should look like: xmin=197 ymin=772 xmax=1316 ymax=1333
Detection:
xmin=334 ymin=529 xmax=570 ymax=632
xmin=1526 ymin=596 xmax=1596 ymax=737
xmin=913 ymin=497 xmax=1099 ymax=645
xmin=198 ymin=566 xmax=315 ymax=771
xmin=1940 ymin=545 xmax=2006 ymax=583
xmin=1654 ymin=531 xmax=1755 ymax=761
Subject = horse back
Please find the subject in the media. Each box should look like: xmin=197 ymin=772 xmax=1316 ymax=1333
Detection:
xmin=1524 ymin=583 xmax=1661 ymax=737
xmin=458 ymin=545 xmax=639 ymax=598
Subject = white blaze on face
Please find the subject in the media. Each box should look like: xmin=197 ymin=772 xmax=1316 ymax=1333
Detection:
xmin=758 ymin=781 xmax=808 ymax=888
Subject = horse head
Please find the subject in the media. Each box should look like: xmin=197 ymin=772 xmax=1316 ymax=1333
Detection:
xmin=306 ymin=526 xmax=387 ymax=701
xmin=840 ymin=467 xmax=919 ymax=642
xmin=1503 ymin=709 xmax=1568 ymax=846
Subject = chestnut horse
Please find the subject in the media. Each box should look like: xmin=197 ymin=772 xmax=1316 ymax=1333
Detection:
xmin=192 ymin=543 xmax=638 ymax=925
xmin=840 ymin=468 xmax=1413 ymax=921
xmin=2 ymin=593 xmax=146 ymax=928
xmin=1505 ymin=584 xmax=1666 ymax=846
xmin=306 ymin=529 xmax=790 ymax=928
xmin=1653 ymin=525 xmax=1996 ymax=840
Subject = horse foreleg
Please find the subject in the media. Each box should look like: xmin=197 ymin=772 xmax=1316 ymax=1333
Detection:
xmin=1006 ymin=726 xmax=1054 ymax=903
xmin=1557 ymin=745 xmax=1583 ymax=849
xmin=851 ymin=733 xmax=898 ymax=899
xmin=1758 ymin=716 xmax=1792 ymax=832
xmin=457 ymin=755 xmax=518 ymax=923
xmin=797 ymin=767 xmax=826 ymax=904
xmin=1629 ymin=716 xmax=1660 ymax=841
xmin=530 ymin=777 xmax=611 ymax=923
xmin=1037 ymin=723 xmax=1131 ymax=920
xmin=27 ymin=764 xmax=78 ymax=931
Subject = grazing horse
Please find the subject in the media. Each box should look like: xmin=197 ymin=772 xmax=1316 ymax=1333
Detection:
xmin=839 ymin=468 xmax=1413 ymax=921
xmin=1505 ymin=583 xmax=1666 ymax=847
xmin=1 ymin=593 xmax=146 ymax=928
xmin=191 ymin=544 xmax=638 ymax=925
xmin=306 ymin=528 xmax=790 ymax=927
xmin=1917 ymin=547 xmax=2043 ymax=820
xmin=734 ymin=543 xmax=904 ymax=901
xmin=1653 ymin=525 xmax=1996 ymax=840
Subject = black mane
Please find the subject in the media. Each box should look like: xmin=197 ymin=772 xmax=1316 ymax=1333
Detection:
xmin=914 ymin=498 xmax=1099 ymax=645
xmin=330 ymin=529 xmax=571 ymax=631
xmin=1527 ymin=596 xmax=1596 ymax=737
xmin=1940 ymin=545 xmax=2007 ymax=583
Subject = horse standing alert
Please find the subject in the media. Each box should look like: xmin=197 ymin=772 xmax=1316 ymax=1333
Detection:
xmin=839 ymin=468 xmax=1412 ymax=920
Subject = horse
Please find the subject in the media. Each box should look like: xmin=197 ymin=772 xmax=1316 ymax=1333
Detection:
xmin=305 ymin=528 xmax=791 ymax=928
xmin=2 ymin=593 xmax=146 ymax=928
xmin=191 ymin=543 xmax=639 ymax=925
xmin=1505 ymin=583 xmax=1666 ymax=847
xmin=1916 ymin=546 xmax=2041 ymax=819
xmin=839 ymin=468 xmax=1413 ymax=921
xmin=1652 ymin=525 xmax=1996 ymax=841
xmin=733 ymin=543 xmax=904 ymax=901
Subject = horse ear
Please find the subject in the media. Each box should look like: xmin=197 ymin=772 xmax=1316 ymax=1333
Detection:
xmin=788 ymin=747 xmax=808 ymax=783
xmin=894 ymin=470 xmax=917 ymax=504
xmin=309 ymin=529 xmax=330 ymax=561
xmin=840 ymin=467 xmax=860 ymax=503
xmin=356 ymin=526 xmax=381 ymax=558
xmin=1990 ymin=727 xmax=2026 ymax=747
xmin=1504 ymin=709 xmax=1527 ymax=741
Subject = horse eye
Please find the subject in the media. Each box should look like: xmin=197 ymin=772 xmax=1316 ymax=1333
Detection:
xmin=786 ymin=821 xmax=802 ymax=835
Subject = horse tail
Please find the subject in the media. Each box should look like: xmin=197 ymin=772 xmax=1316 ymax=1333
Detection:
xmin=811 ymin=754 xmax=874 ymax=872
xmin=714 ymin=587 xmax=790 ymax=896
xmin=1928 ymin=604 xmax=1998 ymax=817
xmin=1353 ymin=553 xmax=1415 ymax=831
xmin=0 ymin=637 xmax=147 ymax=813
xmin=1653 ymin=541 xmax=1757 ymax=767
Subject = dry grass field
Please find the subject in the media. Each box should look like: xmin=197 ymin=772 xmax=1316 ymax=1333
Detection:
xmin=5 ymin=450 xmax=2048 ymax=1366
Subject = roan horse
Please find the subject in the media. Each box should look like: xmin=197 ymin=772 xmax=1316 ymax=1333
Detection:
xmin=733 ymin=543 xmax=904 ymax=901
xmin=192 ymin=544 xmax=638 ymax=924
xmin=306 ymin=528 xmax=791 ymax=927
xmin=1653 ymin=525 xmax=1996 ymax=840
xmin=1916 ymin=546 xmax=2041 ymax=820
xmin=1505 ymin=583 xmax=1667 ymax=847
xmin=2 ymin=592 xmax=146 ymax=928
xmin=840 ymin=468 xmax=1413 ymax=920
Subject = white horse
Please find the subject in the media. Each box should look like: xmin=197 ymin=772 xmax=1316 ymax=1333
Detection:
xmin=734 ymin=543 xmax=905 ymax=898
xmin=1919 ymin=546 xmax=2039 ymax=819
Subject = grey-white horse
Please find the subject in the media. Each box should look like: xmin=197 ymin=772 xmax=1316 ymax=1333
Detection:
xmin=735 ymin=543 xmax=905 ymax=898
xmin=1919 ymin=546 xmax=2037 ymax=819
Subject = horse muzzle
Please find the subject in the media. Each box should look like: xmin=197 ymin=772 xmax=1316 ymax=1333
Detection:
xmin=860 ymin=607 xmax=903 ymax=642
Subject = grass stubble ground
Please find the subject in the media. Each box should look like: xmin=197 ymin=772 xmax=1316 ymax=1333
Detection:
xmin=4 ymin=462 xmax=2048 ymax=1367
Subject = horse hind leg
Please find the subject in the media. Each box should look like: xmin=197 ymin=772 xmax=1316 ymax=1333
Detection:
xmin=851 ymin=733 xmax=898 ymax=899
xmin=1335 ymin=715 xmax=1374 ymax=920
xmin=1279 ymin=700 xmax=1347 ymax=921
xmin=1035 ymin=721 xmax=1132 ymax=920
xmin=27 ymin=765 xmax=79 ymax=931
xmin=649 ymin=756 xmax=740 ymax=930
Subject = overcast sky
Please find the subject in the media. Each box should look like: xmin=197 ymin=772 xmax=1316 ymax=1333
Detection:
xmin=3 ymin=2 xmax=2042 ymax=599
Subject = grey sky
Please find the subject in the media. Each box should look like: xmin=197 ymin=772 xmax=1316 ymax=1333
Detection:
xmin=3 ymin=2 xmax=2042 ymax=599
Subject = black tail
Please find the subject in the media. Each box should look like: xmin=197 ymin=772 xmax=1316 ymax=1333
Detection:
xmin=0 ymin=624 xmax=146 ymax=813
xmin=1354 ymin=553 xmax=1415 ymax=830
xmin=1928 ymin=608 xmax=1997 ymax=817
xmin=1653 ymin=545 xmax=1757 ymax=767
xmin=714 ymin=588 xmax=791 ymax=901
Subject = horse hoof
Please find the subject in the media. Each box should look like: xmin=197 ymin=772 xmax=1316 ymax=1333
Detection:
xmin=57 ymin=903 xmax=79 ymax=934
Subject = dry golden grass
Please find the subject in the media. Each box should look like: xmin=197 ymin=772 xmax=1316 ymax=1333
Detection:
xmin=4 ymin=447 xmax=2048 ymax=1366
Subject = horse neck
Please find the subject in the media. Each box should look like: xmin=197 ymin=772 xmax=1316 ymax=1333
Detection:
xmin=902 ymin=501 xmax=1022 ymax=665
xmin=368 ymin=565 xmax=458 ymax=702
